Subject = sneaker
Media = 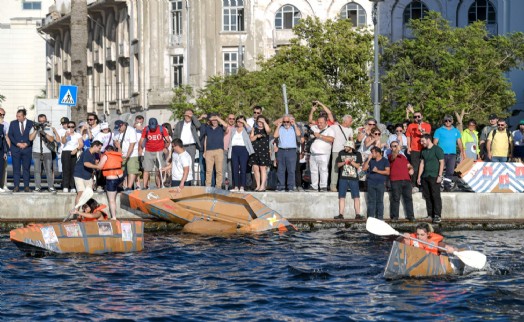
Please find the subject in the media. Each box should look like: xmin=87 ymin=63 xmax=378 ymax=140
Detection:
xmin=407 ymin=217 xmax=415 ymax=222
xmin=24 ymin=187 xmax=31 ymax=193
xmin=412 ymin=187 xmax=419 ymax=193
xmin=333 ymin=214 xmax=344 ymax=220
xmin=306 ymin=187 xmax=318 ymax=192
xmin=13 ymin=187 xmax=20 ymax=193
xmin=330 ymin=187 xmax=338 ymax=192
xmin=355 ymin=214 xmax=365 ymax=220
xmin=63 ymin=188 xmax=69 ymax=193
xmin=48 ymin=187 xmax=56 ymax=193
xmin=230 ymin=187 xmax=239 ymax=192
xmin=319 ymin=188 xmax=328 ymax=192
xmin=71 ymin=188 xmax=77 ymax=193
xmin=34 ymin=187 xmax=41 ymax=192
xmin=391 ymin=217 xmax=399 ymax=222
xmin=0 ymin=187 xmax=5 ymax=193
xmin=433 ymin=216 xmax=442 ymax=224
xmin=239 ymin=187 xmax=245 ymax=192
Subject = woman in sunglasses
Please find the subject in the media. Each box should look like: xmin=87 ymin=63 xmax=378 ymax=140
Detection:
xmin=358 ymin=126 xmax=384 ymax=162
xmin=61 ymin=121 xmax=84 ymax=193
xmin=227 ymin=116 xmax=254 ymax=192
xmin=386 ymin=124 xmax=408 ymax=157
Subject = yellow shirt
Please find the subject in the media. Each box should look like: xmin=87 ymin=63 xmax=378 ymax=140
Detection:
xmin=491 ymin=130 xmax=512 ymax=157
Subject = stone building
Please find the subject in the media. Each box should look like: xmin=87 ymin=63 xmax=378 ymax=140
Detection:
xmin=39 ymin=0 xmax=523 ymax=124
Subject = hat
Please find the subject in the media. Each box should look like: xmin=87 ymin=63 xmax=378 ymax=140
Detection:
xmin=148 ymin=118 xmax=158 ymax=130
xmin=60 ymin=117 xmax=70 ymax=124
xmin=100 ymin=122 xmax=109 ymax=130
xmin=114 ymin=120 xmax=125 ymax=130
xmin=519 ymin=120 xmax=524 ymax=125
xmin=77 ymin=121 xmax=86 ymax=129
xmin=343 ymin=140 xmax=355 ymax=149
xmin=489 ymin=113 xmax=498 ymax=120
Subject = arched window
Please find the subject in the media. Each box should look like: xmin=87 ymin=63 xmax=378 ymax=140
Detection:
xmin=275 ymin=5 xmax=301 ymax=30
xmin=223 ymin=0 xmax=244 ymax=31
xmin=340 ymin=3 xmax=366 ymax=27
xmin=468 ymin=0 xmax=496 ymax=24
xmin=403 ymin=1 xmax=429 ymax=24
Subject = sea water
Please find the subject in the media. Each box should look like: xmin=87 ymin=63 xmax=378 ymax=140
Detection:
xmin=0 ymin=229 xmax=522 ymax=321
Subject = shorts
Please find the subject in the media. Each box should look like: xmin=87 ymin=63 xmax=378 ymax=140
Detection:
xmin=74 ymin=177 xmax=93 ymax=192
xmin=123 ymin=157 xmax=140 ymax=175
xmin=143 ymin=151 xmax=166 ymax=172
xmin=106 ymin=176 xmax=125 ymax=192
xmin=338 ymin=178 xmax=360 ymax=199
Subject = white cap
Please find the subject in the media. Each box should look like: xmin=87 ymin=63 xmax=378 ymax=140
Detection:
xmin=100 ymin=122 xmax=109 ymax=130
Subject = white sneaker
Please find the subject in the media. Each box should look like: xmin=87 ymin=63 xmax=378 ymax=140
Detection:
xmin=63 ymin=188 xmax=69 ymax=193
xmin=3 ymin=186 xmax=7 ymax=190
xmin=0 ymin=187 xmax=5 ymax=193
xmin=239 ymin=187 xmax=245 ymax=192
xmin=412 ymin=187 xmax=419 ymax=193
xmin=230 ymin=187 xmax=239 ymax=192
xmin=71 ymin=188 xmax=77 ymax=193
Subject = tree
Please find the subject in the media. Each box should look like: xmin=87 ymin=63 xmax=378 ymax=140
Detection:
xmin=70 ymin=0 xmax=88 ymax=122
xmin=381 ymin=12 xmax=524 ymax=129
xmin=0 ymin=94 xmax=5 ymax=103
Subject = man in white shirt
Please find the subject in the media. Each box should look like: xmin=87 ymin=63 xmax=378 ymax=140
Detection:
xmin=330 ymin=115 xmax=354 ymax=192
xmin=114 ymin=120 xmax=138 ymax=190
xmin=163 ymin=138 xmax=193 ymax=192
xmin=246 ymin=105 xmax=262 ymax=132
xmin=173 ymin=109 xmax=201 ymax=182
xmin=29 ymin=114 xmax=57 ymax=192
xmin=308 ymin=116 xmax=335 ymax=192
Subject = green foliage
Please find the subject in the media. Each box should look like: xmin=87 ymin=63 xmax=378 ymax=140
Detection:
xmin=170 ymin=85 xmax=197 ymax=120
xmin=171 ymin=17 xmax=374 ymax=122
xmin=0 ymin=94 xmax=5 ymax=102
xmin=381 ymin=11 xmax=524 ymax=127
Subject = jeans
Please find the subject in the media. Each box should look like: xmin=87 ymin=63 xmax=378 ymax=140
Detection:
xmin=389 ymin=180 xmax=414 ymax=219
xmin=231 ymin=146 xmax=249 ymax=188
xmin=0 ymin=150 xmax=6 ymax=187
xmin=223 ymin=150 xmax=232 ymax=188
xmin=309 ymin=153 xmax=330 ymax=189
xmin=367 ymin=182 xmax=385 ymax=219
xmin=61 ymin=150 xmax=77 ymax=190
xmin=421 ymin=176 xmax=442 ymax=219
xmin=443 ymin=154 xmax=456 ymax=189
xmin=276 ymin=148 xmax=296 ymax=190
xmin=410 ymin=150 xmax=421 ymax=187
xmin=330 ymin=151 xmax=340 ymax=190
xmin=12 ymin=148 xmax=32 ymax=188
xmin=32 ymin=152 xmax=54 ymax=189
xmin=490 ymin=156 xmax=508 ymax=162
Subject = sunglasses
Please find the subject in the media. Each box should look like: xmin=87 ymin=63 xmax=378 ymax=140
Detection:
xmin=414 ymin=115 xmax=422 ymax=119
xmin=0 ymin=113 xmax=4 ymax=117
xmin=368 ymin=123 xmax=376 ymax=126
xmin=391 ymin=145 xmax=399 ymax=148
xmin=254 ymin=112 xmax=261 ymax=115
xmin=184 ymin=115 xmax=191 ymax=117
xmin=282 ymin=121 xmax=290 ymax=124
xmin=87 ymin=118 xmax=95 ymax=121
xmin=68 ymin=126 xmax=75 ymax=128
xmin=444 ymin=120 xmax=452 ymax=123
xmin=497 ymin=124 xmax=505 ymax=126
xmin=374 ymin=133 xmax=381 ymax=136
xmin=396 ymin=130 xmax=403 ymax=133
xmin=228 ymin=118 xmax=235 ymax=120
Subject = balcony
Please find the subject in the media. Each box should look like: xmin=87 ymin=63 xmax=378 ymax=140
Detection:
xmin=93 ymin=49 xmax=101 ymax=65
xmin=118 ymin=43 xmax=129 ymax=59
xmin=170 ymin=34 xmax=183 ymax=46
xmin=106 ymin=47 xmax=115 ymax=62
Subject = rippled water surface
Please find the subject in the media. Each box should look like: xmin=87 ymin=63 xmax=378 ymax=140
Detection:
xmin=1 ymin=229 xmax=523 ymax=321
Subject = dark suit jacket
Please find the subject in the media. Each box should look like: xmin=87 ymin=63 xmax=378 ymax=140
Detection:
xmin=173 ymin=116 xmax=202 ymax=150
xmin=8 ymin=119 xmax=34 ymax=153
xmin=0 ymin=123 xmax=7 ymax=153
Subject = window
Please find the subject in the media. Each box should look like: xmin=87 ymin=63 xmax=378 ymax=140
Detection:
xmin=171 ymin=0 xmax=183 ymax=35
xmin=340 ymin=3 xmax=366 ymax=27
xmin=275 ymin=5 xmax=301 ymax=30
xmin=468 ymin=0 xmax=496 ymax=25
xmin=22 ymin=1 xmax=41 ymax=10
xmin=403 ymin=1 xmax=429 ymax=23
xmin=172 ymin=55 xmax=184 ymax=87
xmin=223 ymin=0 xmax=245 ymax=32
xmin=223 ymin=49 xmax=238 ymax=75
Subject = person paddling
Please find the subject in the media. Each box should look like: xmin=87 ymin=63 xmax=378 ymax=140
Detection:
xmin=401 ymin=223 xmax=456 ymax=255
xmin=71 ymin=198 xmax=108 ymax=221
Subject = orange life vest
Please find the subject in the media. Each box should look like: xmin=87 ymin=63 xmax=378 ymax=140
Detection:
xmin=408 ymin=232 xmax=444 ymax=255
xmin=102 ymin=151 xmax=123 ymax=177
xmin=80 ymin=204 xmax=109 ymax=222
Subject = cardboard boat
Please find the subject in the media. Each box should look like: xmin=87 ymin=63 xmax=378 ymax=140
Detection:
xmin=10 ymin=221 xmax=144 ymax=255
xmin=455 ymin=159 xmax=524 ymax=193
xmin=384 ymin=241 xmax=464 ymax=279
xmin=120 ymin=187 xmax=297 ymax=235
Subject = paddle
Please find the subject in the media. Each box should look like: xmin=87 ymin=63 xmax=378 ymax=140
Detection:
xmin=365 ymin=217 xmax=487 ymax=269
xmin=63 ymin=187 xmax=94 ymax=222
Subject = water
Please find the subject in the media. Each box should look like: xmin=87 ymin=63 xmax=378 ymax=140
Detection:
xmin=1 ymin=229 xmax=523 ymax=321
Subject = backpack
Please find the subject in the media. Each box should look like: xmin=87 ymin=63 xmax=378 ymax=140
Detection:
xmin=489 ymin=128 xmax=511 ymax=142
xmin=143 ymin=125 xmax=167 ymax=147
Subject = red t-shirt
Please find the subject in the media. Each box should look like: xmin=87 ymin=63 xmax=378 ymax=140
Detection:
xmin=388 ymin=153 xmax=411 ymax=181
xmin=141 ymin=126 xmax=168 ymax=152
xmin=406 ymin=122 xmax=431 ymax=152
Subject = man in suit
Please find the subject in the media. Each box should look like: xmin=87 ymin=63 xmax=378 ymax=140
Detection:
xmin=8 ymin=108 xmax=34 ymax=192
xmin=172 ymin=109 xmax=201 ymax=182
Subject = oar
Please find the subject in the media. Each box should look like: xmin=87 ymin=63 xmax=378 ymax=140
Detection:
xmin=63 ymin=187 xmax=94 ymax=222
xmin=365 ymin=217 xmax=487 ymax=270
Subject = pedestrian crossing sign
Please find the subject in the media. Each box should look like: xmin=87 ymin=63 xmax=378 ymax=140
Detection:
xmin=58 ymin=85 xmax=78 ymax=106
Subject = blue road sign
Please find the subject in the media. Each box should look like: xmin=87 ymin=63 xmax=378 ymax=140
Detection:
xmin=58 ymin=85 xmax=78 ymax=106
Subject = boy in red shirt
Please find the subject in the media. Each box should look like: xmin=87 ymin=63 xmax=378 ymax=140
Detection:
xmin=139 ymin=118 xmax=171 ymax=189
xmin=406 ymin=111 xmax=431 ymax=191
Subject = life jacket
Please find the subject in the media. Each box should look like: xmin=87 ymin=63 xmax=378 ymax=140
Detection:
xmin=102 ymin=151 xmax=124 ymax=176
xmin=408 ymin=232 xmax=444 ymax=255
xmin=80 ymin=204 xmax=109 ymax=222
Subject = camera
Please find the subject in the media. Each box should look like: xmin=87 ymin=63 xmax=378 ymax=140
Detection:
xmin=33 ymin=122 xmax=49 ymax=131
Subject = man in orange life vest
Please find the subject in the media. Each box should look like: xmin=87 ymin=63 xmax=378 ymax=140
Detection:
xmin=402 ymin=223 xmax=456 ymax=255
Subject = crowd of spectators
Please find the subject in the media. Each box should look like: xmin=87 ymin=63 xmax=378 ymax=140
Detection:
xmin=0 ymin=103 xmax=523 ymax=223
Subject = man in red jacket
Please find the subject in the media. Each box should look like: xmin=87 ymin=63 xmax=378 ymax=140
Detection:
xmin=139 ymin=118 xmax=171 ymax=189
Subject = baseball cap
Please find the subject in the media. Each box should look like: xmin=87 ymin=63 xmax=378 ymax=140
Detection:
xmin=519 ymin=120 xmax=524 ymax=125
xmin=100 ymin=122 xmax=109 ymax=130
xmin=60 ymin=117 xmax=70 ymax=124
xmin=344 ymin=140 xmax=355 ymax=149
xmin=77 ymin=121 xmax=86 ymax=129
xmin=114 ymin=120 xmax=125 ymax=130
xmin=489 ymin=113 xmax=498 ymax=120
xmin=148 ymin=118 xmax=158 ymax=130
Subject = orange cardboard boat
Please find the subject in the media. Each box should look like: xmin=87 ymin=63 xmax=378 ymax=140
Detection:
xmin=10 ymin=221 xmax=144 ymax=255
xmin=121 ymin=187 xmax=297 ymax=235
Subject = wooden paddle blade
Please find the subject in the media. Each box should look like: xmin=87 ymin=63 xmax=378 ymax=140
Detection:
xmin=366 ymin=217 xmax=401 ymax=236
xmin=453 ymin=250 xmax=487 ymax=270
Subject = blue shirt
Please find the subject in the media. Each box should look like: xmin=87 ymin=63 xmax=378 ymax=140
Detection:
xmin=434 ymin=126 xmax=461 ymax=154
xmin=278 ymin=126 xmax=297 ymax=149
xmin=74 ymin=149 xmax=97 ymax=180
xmin=202 ymin=125 xmax=225 ymax=150
xmin=367 ymin=157 xmax=390 ymax=185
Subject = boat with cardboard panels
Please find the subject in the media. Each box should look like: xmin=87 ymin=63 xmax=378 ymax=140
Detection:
xmin=384 ymin=240 xmax=465 ymax=279
xmin=10 ymin=220 xmax=144 ymax=256
xmin=120 ymin=186 xmax=297 ymax=235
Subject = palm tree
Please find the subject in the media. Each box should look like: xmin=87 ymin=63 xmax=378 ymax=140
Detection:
xmin=70 ymin=0 xmax=88 ymax=122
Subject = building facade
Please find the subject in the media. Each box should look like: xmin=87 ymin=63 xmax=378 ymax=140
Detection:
xmin=39 ymin=0 xmax=523 ymax=125
xmin=0 ymin=0 xmax=54 ymax=119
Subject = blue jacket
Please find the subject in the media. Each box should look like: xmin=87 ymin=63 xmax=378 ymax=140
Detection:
xmin=8 ymin=119 xmax=34 ymax=153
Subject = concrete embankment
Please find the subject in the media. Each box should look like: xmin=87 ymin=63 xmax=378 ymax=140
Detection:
xmin=1 ymin=190 xmax=524 ymax=231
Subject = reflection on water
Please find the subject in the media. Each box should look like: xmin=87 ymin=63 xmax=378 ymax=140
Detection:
xmin=0 ymin=229 xmax=523 ymax=320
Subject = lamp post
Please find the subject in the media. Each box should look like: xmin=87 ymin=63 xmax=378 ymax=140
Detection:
xmin=370 ymin=0 xmax=384 ymax=123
